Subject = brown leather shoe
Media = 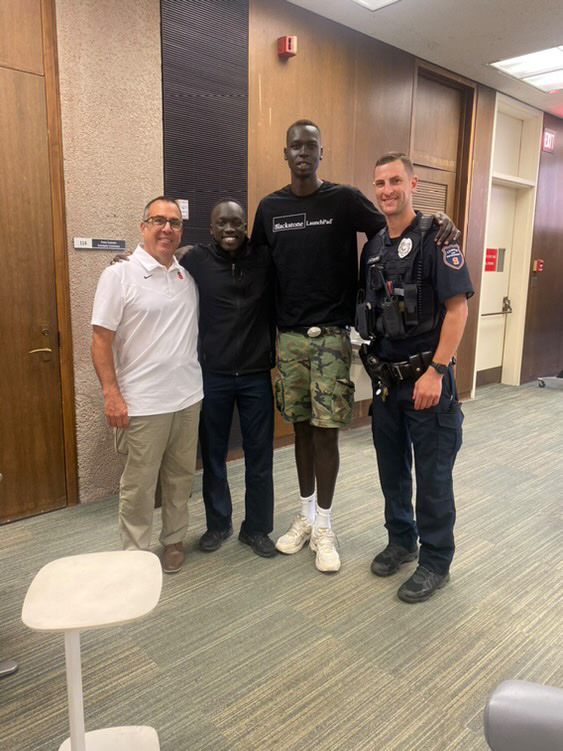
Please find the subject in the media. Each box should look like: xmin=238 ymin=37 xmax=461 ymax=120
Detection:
xmin=162 ymin=542 xmax=185 ymax=574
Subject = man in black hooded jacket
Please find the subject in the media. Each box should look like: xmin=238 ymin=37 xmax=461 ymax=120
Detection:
xmin=180 ymin=199 xmax=277 ymax=558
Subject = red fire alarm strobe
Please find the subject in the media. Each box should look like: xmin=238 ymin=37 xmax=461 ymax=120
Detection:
xmin=278 ymin=36 xmax=297 ymax=58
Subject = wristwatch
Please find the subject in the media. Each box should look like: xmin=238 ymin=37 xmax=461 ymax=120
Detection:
xmin=429 ymin=361 xmax=448 ymax=375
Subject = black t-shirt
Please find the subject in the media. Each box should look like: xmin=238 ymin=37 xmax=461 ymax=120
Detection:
xmin=251 ymin=182 xmax=385 ymax=329
xmin=362 ymin=213 xmax=474 ymax=361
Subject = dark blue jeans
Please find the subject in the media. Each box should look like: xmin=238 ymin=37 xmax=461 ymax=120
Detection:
xmin=371 ymin=366 xmax=463 ymax=575
xmin=199 ymin=371 xmax=274 ymax=535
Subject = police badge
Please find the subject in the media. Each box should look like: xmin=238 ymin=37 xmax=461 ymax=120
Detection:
xmin=398 ymin=237 xmax=412 ymax=259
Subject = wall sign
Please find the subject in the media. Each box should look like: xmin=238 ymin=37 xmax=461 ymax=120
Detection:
xmin=177 ymin=200 xmax=190 ymax=220
xmin=485 ymin=247 xmax=498 ymax=272
xmin=74 ymin=238 xmax=126 ymax=250
xmin=542 ymin=128 xmax=555 ymax=153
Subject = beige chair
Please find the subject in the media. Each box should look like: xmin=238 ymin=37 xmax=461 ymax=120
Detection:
xmin=0 ymin=659 xmax=18 ymax=678
xmin=484 ymin=679 xmax=563 ymax=751
xmin=22 ymin=551 xmax=162 ymax=751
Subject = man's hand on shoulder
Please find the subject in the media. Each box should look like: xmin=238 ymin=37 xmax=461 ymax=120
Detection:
xmin=110 ymin=251 xmax=132 ymax=265
xmin=432 ymin=212 xmax=461 ymax=246
xmin=175 ymin=244 xmax=193 ymax=262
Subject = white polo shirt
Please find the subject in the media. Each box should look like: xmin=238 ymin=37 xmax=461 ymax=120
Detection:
xmin=91 ymin=245 xmax=203 ymax=416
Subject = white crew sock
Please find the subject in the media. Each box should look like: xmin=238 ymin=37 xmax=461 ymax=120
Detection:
xmin=300 ymin=492 xmax=316 ymax=523
xmin=313 ymin=503 xmax=332 ymax=533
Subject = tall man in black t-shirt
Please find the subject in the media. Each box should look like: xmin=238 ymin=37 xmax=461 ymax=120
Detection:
xmin=251 ymin=121 xmax=459 ymax=573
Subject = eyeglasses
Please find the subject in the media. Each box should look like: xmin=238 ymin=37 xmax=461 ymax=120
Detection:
xmin=144 ymin=215 xmax=183 ymax=230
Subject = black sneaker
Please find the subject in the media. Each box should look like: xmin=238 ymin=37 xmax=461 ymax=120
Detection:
xmin=397 ymin=565 xmax=450 ymax=603
xmin=199 ymin=527 xmax=233 ymax=552
xmin=371 ymin=543 xmax=418 ymax=577
xmin=238 ymin=529 xmax=277 ymax=558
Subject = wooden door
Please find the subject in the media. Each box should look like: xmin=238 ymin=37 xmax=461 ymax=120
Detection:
xmin=411 ymin=72 xmax=466 ymax=225
xmin=0 ymin=1 xmax=68 ymax=522
xmin=410 ymin=68 xmax=475 ymax=392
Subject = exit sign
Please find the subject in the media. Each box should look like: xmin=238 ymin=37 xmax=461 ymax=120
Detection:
xmin=542 ymin=128 xmax=556 ymax=153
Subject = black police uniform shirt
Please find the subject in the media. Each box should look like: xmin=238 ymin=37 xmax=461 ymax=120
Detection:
xmin=360 ymin=211 xmax=474 ymax=363
xmin=251 ymin=182 xmax=385 ymax=330
xmin=180 ymin=239 xmax=275 ymax=375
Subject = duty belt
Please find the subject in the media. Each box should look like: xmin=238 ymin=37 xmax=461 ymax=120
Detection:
xmin=359 ymin=345 xmax=435 ymax=401
xmin=283 ymin=326 xmax=350 ymax=338
xmin=386 ymin=351 xmax=434 ymax=381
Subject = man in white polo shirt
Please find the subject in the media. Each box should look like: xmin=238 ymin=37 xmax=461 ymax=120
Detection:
xmin=91 ymin=196 xmax=203 ymax=573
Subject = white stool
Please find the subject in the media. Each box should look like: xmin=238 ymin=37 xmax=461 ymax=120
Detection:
xmin=22 ymin=551 xmax=163 ymax=751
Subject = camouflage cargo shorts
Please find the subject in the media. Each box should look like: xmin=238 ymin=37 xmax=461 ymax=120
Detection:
xmin=275 ymin=329 xmax=355 ymax=428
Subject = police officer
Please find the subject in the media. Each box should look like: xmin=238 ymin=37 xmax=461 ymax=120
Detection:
xmin=357 ymin=152 xmax=473 ymax=603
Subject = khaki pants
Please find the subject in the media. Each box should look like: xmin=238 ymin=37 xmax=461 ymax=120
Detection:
xmin=115 ymin=401 xmax=201 ymax=550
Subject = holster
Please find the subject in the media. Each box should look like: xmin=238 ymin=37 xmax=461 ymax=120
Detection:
xmin=358 ymin=344 xmax=396 ymax=390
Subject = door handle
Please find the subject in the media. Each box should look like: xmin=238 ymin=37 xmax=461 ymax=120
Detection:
xmin=29 ymin=325 xmax=54 ymax=360
xmin=28 ymin=347 xmax=53 ymax=362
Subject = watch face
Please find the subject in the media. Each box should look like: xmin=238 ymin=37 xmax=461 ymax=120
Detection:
xmin=432 ymin=361 xmax=447 ymax=375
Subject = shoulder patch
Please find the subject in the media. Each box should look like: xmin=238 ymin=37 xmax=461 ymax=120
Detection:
xmin=442 ymin=244 xmax=465 ymax=270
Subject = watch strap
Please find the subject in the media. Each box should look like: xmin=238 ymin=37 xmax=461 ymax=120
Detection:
xmin=430 ymin=361 xmax=448 ymax=375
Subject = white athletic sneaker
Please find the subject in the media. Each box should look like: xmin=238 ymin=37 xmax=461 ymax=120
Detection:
xmin=310 ymin=528 xmax=341 ymax=573
xmin=275 ymin=514 xmax=312 ymax=554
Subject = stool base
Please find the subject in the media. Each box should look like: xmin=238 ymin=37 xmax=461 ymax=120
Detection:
xmin=0 ymin=659 xmax=18 ymax=678
xmin=58 ymin=726 xmax=159 ymax=750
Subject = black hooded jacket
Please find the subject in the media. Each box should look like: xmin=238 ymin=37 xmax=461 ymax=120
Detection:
xmin=180 ymin=239 xmax=275 ymax=375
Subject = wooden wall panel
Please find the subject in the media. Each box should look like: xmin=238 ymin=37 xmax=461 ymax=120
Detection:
xmin=352 ymin=34 xmax=414 ymax=199
xmin=248 ymin=0 xmax=414 ymax=222
xmin=520 ymin=113 xmax=563 ymax=383
xmin=412 ymin=74 xmax=462 ymax=172
xmin=0 ymin=0 xmax=44 ymax=74
xmin=456 ymin=84 xmax=496 ymax=397
xmin=248 ymin=0 xmax=359 ymax=223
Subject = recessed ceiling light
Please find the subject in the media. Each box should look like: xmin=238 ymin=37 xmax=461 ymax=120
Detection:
xmin=351 ymin=0 xmax=402 ymax=11
xmin=490 ymin=46 xmax=563 ymax=93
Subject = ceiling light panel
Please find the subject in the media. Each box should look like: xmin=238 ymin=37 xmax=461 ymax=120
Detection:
xmin=351 ymin=0 xmax=401 ymax=11
xmin=522 ymin=69 xmax=563 ymax=93
xmin=489 ymin=45 xmax=563 ymax=93
xmin=490 ymin=47 xmax=563 ymax=78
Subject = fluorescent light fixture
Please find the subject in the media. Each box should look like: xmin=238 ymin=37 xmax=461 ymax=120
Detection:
xmin=523 ymin=69 xmax=563 ymax=93
xmin=351 ymin=0 xmax=401 ymax=11
xmin=490 ymin=46 xmax=563 ymax=93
